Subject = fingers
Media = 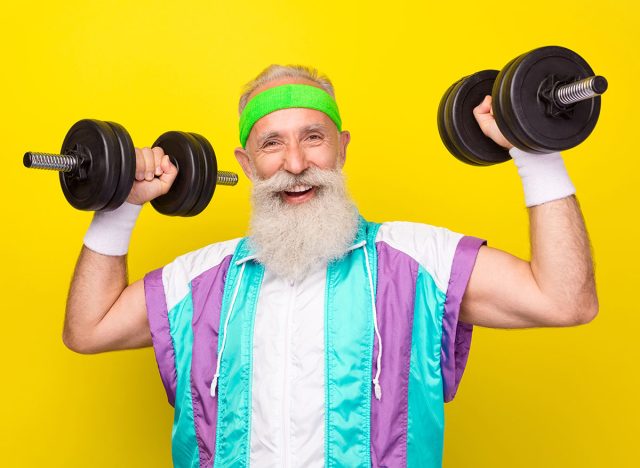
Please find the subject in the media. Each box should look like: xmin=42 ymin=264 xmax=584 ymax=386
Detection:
xmin=132 ymin=146 xmax=177 ymax=193
xmin=470 ymin=96 xmax=514 ymax=149
xmin=152 ymin=147 xmax=164 ymax=176
xmin=134 ymin=147 xmax=167 ymax=181
xmin=128 ymin=149 xmax=179 ymax=204
xmin=134 ymin=148 xmax=144 ymax=181
xmin=134 ymin=147 xmax=152 ymax=181
xmin=141 ymin=147 xmax=155 ymax=181
xmin=472 ymin=95 xmax=495 ymax=133
xmin=472 ymin=96 xmax=496 ymax=136
xmin=158 ymin=155 xmax=179 ymax=195
xmin=473 ymin=95 xmax=492 ymax=117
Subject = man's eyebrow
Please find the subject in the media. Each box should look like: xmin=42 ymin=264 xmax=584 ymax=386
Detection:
xmin=256 ymin=131 xmax=281 ymax=146
xmin=299 ymin=123 xmax=328 ymax=134
xmin=256 ymin=123 xmax=329 ymax=146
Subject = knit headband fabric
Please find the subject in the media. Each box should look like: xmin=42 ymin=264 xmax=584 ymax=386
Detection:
xmin=239 ymin=83 xmax=342 ymax=148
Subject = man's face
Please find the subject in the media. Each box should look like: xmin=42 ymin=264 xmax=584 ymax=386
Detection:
xmin=235 ymin=78 xmax=351 ymax=205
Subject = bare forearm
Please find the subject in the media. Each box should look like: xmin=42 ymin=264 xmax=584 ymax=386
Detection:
xmin=61 ymin=149 xmax=177 ymax=353
xmin=63 ymin=247 xmax=128 ymax=350
xmin=529 ymin=195 xmax=598 ymax=323
xmin=464 ymin=102 xmax=599 ymax=328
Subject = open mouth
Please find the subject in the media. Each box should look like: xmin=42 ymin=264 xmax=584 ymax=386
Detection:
xmin=284 ymin=184 xmax=312 ymax=196
xmin=282 ymin=184 xmax=316 ymax=204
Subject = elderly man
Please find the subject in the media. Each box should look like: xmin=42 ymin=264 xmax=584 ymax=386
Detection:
xmin=63 ymin=65 xmax=598 ymax=468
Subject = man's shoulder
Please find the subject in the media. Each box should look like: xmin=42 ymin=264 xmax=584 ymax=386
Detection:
xmin=153 ymin=237 xmax=243 ymax=310
xmin=375 ymin=220 xmax=464 ymax=250
xmin=163 ymin=236 xmax=241 ymax=282
xmin=375 ymin=221 xmax=465 ymax=292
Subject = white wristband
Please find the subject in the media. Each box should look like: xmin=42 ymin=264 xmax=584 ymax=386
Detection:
xmin=509 ymin=147 xmax=576 ymax=207
xmin=83 ymin=202 xmax=143 ymax=256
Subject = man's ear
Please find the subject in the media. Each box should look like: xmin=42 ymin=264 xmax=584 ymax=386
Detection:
xmin=338 ymin=130 xmax=351 ymax=168
xmin=234 ymin=147 xmax=255 ymax=180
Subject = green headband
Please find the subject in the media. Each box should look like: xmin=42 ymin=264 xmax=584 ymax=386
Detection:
xmin=239 ymin=83 xmax=342 ymax=148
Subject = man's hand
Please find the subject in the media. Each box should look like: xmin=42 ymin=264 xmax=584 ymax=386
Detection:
xmin=127 ymin=147 xmax=178 ymax=205
xmin=459 ymin=97 xmax=598 ymax=329
xmin=63 ymin=146 xmax=178 ymax=354
xmin=472 ymin=95 xmax=514 ymax=150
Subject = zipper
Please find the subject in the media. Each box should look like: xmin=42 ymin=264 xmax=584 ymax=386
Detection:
xmin=282 ymin=278 xmax=296 ymax=468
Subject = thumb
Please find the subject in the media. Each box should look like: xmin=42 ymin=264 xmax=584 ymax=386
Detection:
xmin=473 ymin=95 xmax=492 ymax=116
xmin=472 ymin=95 xmax=496 ymax=129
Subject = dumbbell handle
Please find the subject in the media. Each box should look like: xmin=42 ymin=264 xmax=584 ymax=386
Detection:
xmin=23 ymin=151 xmax=239 ymax=186
xmin=555 ymin=75 xmax=608 ymax=106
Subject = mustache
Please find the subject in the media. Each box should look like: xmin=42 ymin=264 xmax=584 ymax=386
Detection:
xmin=248 ymin=164 xmax=358 ymax=280
xmin=254 ymin=167 xmax=340 ymax=193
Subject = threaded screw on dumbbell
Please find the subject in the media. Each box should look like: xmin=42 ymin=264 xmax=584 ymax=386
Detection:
xmin=216 ymin=171 xmax=238 ymax=186
xmin=24 ymin=151 xmax=239 ymax=186
xmin=555 ymin=75 xmax=608 ymax=106
xmin=24 ymin=152 xmax=78 ymax=172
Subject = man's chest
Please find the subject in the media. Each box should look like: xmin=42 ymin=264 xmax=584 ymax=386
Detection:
xmin=250 ymin=267 xmax=327 ymax=467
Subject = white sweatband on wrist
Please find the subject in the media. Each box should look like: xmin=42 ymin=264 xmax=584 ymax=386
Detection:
xmin=509 ymin=147 xmax=576 ymax=207
xmin=83 ymin=202 xmax=143 ymax=256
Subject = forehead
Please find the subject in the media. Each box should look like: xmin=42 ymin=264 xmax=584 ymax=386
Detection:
xmin=245 ymin=77 xmax=337 ymax=144
xmin=252 ymin=107 xmax=334 ymax=137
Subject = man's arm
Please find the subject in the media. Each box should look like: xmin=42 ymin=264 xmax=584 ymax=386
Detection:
xmin=63 ymin=248 xmax=150 ymax=353
xmin=460 ymin=196 xmax=598 ymax=328
xmin=459 ymin=96 xmax=598 ymax=328
xmin=62 ymin=147 xmax=177 ymax=353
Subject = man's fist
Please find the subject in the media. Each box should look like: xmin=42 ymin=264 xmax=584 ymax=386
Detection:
xmin=127 ymin=147 xmax=178 ymax=205
xmin=473 ymin=95 xmax=514 ymax=150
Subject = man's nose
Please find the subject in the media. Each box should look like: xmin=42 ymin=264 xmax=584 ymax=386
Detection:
xmin=283 ymin=142 xmax=308 ymax=174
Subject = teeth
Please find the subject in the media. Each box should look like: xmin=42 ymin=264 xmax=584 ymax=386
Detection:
xmin=287 ymin=184 xmax=312 ymax=193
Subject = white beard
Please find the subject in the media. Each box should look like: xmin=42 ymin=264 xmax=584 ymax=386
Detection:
xmin=249 ymin=167 xmax=359 ymax=281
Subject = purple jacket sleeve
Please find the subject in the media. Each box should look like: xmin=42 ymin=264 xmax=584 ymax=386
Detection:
xmin=144 ymin=267 xmax=177 ymax=407
xmin=441 ymin=236 xmax=486 ymax=402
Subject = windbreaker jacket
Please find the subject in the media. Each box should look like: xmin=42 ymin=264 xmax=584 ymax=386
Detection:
xmin=144 ymin=217 xmax=485 ymax=468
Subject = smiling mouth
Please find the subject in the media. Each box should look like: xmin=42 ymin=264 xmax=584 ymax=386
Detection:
xmin=284 ymin=184 xmax=312 ymax=196
xmin=281 ymin=185 xmax=316 ymax=204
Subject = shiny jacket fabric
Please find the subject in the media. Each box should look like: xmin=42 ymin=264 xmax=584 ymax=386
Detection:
xmin=144 ymin=217 xmax=485 ymax=467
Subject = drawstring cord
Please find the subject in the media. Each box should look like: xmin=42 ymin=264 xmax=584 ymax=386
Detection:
xmin=209 ymin=245 xmax=382 ymax=401
xmin=210 ymin=261 xmax=247 ymax=398
xmin=361 ymin=242 xmax=383 ymax=400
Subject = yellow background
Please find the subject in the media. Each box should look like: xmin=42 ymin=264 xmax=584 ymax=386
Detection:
xmin=1 ymin=0 xmax=638 ymax=466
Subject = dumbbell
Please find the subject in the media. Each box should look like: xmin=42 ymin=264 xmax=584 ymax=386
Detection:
xmin=23 ymin=119 xmax=238 ymax=216
xmin=437 ymin=46 xmax=608 ymax=166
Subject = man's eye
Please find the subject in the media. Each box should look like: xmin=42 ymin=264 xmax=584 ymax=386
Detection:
xmin=308 ymin=134 xmax=322 ymax=141
xmin=263 ymin=141 xmax=278 ymax=147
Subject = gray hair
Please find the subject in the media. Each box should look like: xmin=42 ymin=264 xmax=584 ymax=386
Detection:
xmin=238 ymin=64 xmax=336 ymax=115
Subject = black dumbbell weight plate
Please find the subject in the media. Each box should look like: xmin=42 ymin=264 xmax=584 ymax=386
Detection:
xmin=437 ymin=78 xmax=482 ymax=165
xmin=187 ymin=133 xmax=218 ymax=217
xmin=492 ymin=54 xmax=539 ymax=153
xmin=178 ymin=133 xmax=208 ymax=216
xmin=499 ymin=51 xmax=550 ymax=153
xmin=446 ymin=70 xmax=510 ymax=165
xmin=60 ymin=119 xmax=121 ymax=211
xmin=151 ymin=131 xmax=205 ymax=216
xmin=444 ymin=78 xmax=486 ymax=165
xmin=504 ymin=46 xmax=600 ymax=152
xmin=102 ymin=121 xmax=136 ymax=211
